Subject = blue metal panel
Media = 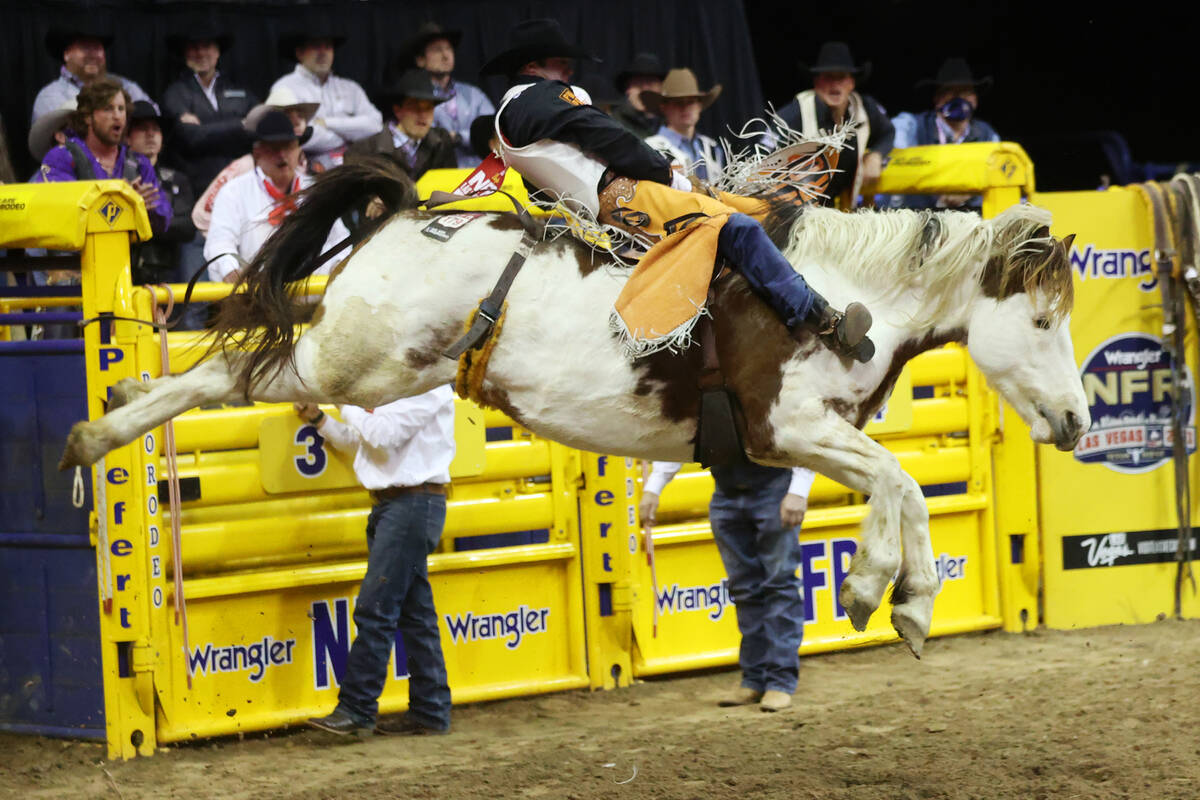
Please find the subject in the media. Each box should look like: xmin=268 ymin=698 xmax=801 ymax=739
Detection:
xmin=0 ymin=354 xmax=103 ymax=737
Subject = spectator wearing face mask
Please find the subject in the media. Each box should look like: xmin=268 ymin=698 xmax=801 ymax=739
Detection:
xmin=889 ymin=58 xmax=999 ymax=211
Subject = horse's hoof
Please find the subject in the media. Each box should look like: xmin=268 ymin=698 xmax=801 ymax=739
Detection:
xmin=838 ymin=584 xmax=876 ymax=632
xmin=839 ymin=575 xmax=886 ymax=631
xmin=59 ymin=421 xmax=103 ymax=471
xmin=108 ymin=377 xmax=147 ymax=411
xmin=891 ymin=606 xmax=929 ymax=660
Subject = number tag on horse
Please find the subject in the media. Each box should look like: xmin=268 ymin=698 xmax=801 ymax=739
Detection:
xmin=421 ymin=212 xmax=484 ymax=242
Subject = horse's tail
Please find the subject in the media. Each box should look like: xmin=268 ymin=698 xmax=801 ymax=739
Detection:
xmin=208 ymin=156 xmax=418 ymax=393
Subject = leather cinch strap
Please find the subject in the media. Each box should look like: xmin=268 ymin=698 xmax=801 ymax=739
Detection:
xmin=430 ymin=189 xmax=544 ymax=360
xmin=443 ymin=231 xmax=537 ymax=360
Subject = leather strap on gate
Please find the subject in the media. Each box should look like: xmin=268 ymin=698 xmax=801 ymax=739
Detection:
xmin=1140 ymin=181 xmax=1194 ymax=616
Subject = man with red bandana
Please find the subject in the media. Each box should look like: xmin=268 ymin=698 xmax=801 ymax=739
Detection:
xmin=204 ymin=110 xmax=349 ymax=284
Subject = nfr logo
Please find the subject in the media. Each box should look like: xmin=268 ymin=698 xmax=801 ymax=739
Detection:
xmin=1074 ymin=333 xmax=1195 ymax=473
xmin=311 ymin=598 xmax=409 ymax=689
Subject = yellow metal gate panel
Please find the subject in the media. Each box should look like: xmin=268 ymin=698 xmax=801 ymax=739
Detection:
xmin=1031 ymin=188 xmax=1200 ymax=627
xmin=154 ymin=546 xmax=588 ymax=743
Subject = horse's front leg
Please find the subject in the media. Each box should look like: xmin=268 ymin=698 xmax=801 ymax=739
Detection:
xmin=767 ymin=399 xmax=936 ymax=657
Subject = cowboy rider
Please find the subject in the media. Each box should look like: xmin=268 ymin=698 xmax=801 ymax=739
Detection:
xmin=480 ymin=19 xmax=875 ymax=362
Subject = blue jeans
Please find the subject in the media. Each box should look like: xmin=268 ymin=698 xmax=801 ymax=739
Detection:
xmin=716 ymin=213 xmax=818 ymax=327
xmin=336 ymin=492 xmax=451 ymax=729
xmin=709 ymin=470 xmax=805 ymax=694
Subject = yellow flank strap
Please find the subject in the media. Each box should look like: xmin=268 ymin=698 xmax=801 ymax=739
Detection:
xmin=454 ymin=301 xmax=508 ymax=407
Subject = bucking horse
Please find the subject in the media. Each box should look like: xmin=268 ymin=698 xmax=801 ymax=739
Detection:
xmin=60 ymin=159 xmax=1089 ymax=657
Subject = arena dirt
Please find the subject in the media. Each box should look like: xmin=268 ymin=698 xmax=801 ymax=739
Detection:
xmin=4 ymin=619 xmax=1199 ymax=799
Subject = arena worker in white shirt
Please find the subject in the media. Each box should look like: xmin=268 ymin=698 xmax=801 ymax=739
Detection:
xmin=203 ymin=110 xmax=350 ymax=284
xmin=296 ymin=385 xmax=456 ymax=737
xmin=270 ymin=32 xmax=383 ymax=172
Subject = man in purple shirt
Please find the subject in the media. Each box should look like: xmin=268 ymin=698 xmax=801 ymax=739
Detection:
xmin=35 ymin=77 xmax=171 ymax=234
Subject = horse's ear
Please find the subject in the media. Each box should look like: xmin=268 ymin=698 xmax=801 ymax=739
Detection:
xmin=1060 ymin=233 xmax=1077 ymax=251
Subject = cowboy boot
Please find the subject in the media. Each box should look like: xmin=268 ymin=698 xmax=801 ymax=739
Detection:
xmin=794 ymin=296 xmax=875 ymax=363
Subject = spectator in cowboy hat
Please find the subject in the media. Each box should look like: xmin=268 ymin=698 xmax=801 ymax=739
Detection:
xmin=126 ymin=101 xmax=199 ymax=292
xmin=32 ymin=27 xmax=154 ymax=122
xmin=161 ymin=24 xmax=259 ymax=192
xmin=401 ymin=21 xmax=494 ymax=168
xmin=204 ymin=110 xmax=348 ymax=284
xmin=643 ymin=68 xmax=727 ymax=182
xmin=611 ymin=52 xmax=667 ymax=138
xmin=270 ymin=31 xmax=382 ymax=171
xmin=27 ymin=99 xmax=78 ymax=164
xmin=890 ymin=58 xmax=1000 ymax=211
xmin=191 ymin=86 xmax=319 ymax=234
xmin=774 ymin=41 xmax=894 ymax=208
xmin=346 ymin=69 xmax=456 ymax=180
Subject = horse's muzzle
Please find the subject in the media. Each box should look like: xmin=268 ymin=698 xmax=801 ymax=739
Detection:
xmin=1040 ymin=405 xmax=1087 ymax=451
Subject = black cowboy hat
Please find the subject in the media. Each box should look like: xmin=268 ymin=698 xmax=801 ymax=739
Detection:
xmin=166 ymin=23 xmax=232 ymax=53
xmin=614 ymin=52 xmax=667 ymax=93
xmin=250 ymin=109 xmax=313 ymax=145
xmin=469 ymin=114 xmax=496 ymax=160
xmin=401 ymin=21 xmax=462 ymax=65
xmin=801 ymin=41 xmax=871 ymax=83
xmin=375 ymin=69 xmax=449 ymax=109
xmin=278 ymin=32 xmax=347 ymax=63
xmin=45 ymin=27 xmax=113 ymax=61
xmin=915 ymin=58 xmax=993 ymax=92
xmin=480 ymin=18 xmax=599 ymax=77
xmin=128 ymin=100 xmax=164 ymax=127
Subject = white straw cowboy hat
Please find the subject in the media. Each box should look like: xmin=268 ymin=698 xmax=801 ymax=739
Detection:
xmin=243 ymin=86 xmax=320 ymax=131
xmin=28 ymin=99 xmax=77 ymax=161
xmin=639 ymin=68 xmax=722 ymax=115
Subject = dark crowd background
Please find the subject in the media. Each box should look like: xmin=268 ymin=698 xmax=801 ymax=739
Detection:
xmin=3 ymin=0 xmax=1196 ymax=188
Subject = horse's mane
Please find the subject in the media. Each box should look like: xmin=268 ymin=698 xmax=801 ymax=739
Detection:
xmin=766 ymin=202 xmax=1073 ymax=325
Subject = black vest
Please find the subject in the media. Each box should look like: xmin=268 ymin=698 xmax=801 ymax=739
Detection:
xmin=64 ymin=141 xmax=140 ymax=182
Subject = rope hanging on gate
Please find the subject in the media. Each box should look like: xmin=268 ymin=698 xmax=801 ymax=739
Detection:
xmin=72 ymin=466 xmax=85 ymax=508
xmin=153 ymin=285 xmax=194 ymax=689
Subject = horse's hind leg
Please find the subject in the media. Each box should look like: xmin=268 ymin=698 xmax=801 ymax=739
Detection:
xmin=60 ymin=354 xmax=246 ymax=469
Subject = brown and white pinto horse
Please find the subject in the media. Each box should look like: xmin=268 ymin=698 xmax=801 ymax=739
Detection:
xmin=60 ymin=161 xmax=1088 ymax=656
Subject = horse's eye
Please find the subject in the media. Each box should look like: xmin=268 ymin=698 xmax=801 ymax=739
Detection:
xmin=1034 ymin=316 xmax=1052 ymax=330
